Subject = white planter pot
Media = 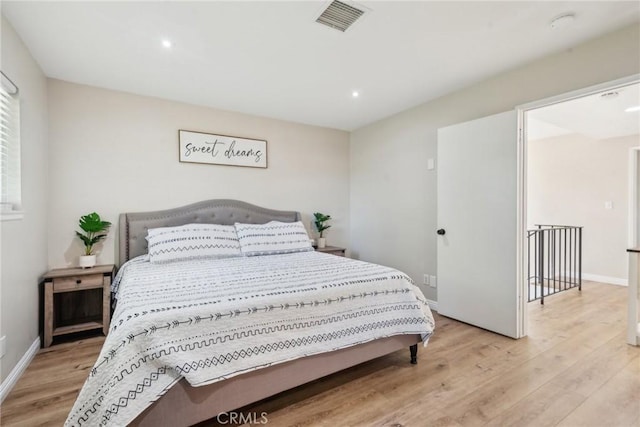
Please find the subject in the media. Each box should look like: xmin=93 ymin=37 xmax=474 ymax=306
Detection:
xmin=79 ymin=255 xmax=96 ymax=268
xmin=317 ymin=237 xmax=326 ymax=249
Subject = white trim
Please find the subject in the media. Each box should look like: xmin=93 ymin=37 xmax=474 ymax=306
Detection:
xmin=517 ymin=74 xmax=640 ymax=112
xmin=0 ymin=337 xmax=40 ymax=403
xmin=516 ymin=110 xmax=527 ymax=338
xmin=426 ymin=299 xmax=438 ymax=312
xmin=0 ymin=210 xmax=24 ymax=221
xmin=582 ymin=273 xmax=628 ymax=287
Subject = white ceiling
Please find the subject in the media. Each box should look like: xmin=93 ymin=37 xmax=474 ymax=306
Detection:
xmin=3 ymin=1 xmax=639 ymax=131
xmin=528 ymin=83 xmax=640 ymax=141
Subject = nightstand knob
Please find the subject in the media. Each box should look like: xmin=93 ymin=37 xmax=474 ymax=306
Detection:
xmin=76 ymin=279 xmax=82 ymax=284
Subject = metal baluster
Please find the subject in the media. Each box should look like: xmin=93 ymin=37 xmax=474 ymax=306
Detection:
xmin=539 ymin=230 xmax=544 ymax=305
xmin=552 ymin=228 xmax=556 ymax=296
xmin=527 ymin=231 xmax=532 ymax=302
xmin=578 ymin=227 xmax=582 ymax=291
xmin=562 ymin=228 xmax=567 ymax=288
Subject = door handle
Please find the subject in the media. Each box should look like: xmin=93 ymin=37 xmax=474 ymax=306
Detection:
xmin=437 ymin=229 xmax=446 ymax=235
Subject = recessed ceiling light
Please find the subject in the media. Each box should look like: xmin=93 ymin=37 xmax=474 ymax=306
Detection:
xmin=549 ymin=13 xmax=575 ymax=30
xmin=162 ymin=39 xmax=172 ymax=49
xmin=625 ymin=105 xmax=640 ymax=113
xmin=352 ymin=91 xmax=359 ymax=98
xmin=600 ymin=91 xmax=619 ymax=100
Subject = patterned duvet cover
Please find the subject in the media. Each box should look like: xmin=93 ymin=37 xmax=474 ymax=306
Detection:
xmin=66 ymin=251 xmax=435 ymax=426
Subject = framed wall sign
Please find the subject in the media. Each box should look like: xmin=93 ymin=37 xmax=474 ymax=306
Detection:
xmin=178 ymin=130 xmax=267 ymax=168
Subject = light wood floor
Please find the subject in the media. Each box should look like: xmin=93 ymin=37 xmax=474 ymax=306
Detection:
xmin=1 ymin=281 xmax=638 ymax=426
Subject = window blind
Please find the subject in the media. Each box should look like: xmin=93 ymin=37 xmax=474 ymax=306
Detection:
xmin=0 ymin=84 xmax=21 ymax=212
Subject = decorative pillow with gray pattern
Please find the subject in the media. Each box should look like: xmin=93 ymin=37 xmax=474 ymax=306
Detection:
xmin=235 ymin=220 xmax=313 ymax=256
xmin=147 ymin=223 xmax=242 ymax=263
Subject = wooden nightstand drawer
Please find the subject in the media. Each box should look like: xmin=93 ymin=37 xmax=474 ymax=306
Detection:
xmin=53 ymin=274 xmax=103 ymax=292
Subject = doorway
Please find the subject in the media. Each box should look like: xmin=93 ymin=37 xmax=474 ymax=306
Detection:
xmin=518 ymin=76 xmax=640 ymax=335
xmin=435 ymin=75 xmax=639 ymax=339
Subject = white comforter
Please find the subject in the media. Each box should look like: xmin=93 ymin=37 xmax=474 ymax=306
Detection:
xmin=66 ymin=251 xmax=435 ymax=426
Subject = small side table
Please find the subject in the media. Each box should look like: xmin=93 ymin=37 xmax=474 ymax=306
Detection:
xmin=42 ymin=264 xmax=115 ymax=347
xmin=316 ymin=246 xmax=346 ymax=257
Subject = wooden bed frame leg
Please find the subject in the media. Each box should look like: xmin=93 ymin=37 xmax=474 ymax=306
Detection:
xmin=410 ymin=344 xmax=418 ymax=364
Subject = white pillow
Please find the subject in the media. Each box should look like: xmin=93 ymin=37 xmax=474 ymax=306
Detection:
xmin=234 ymin=221 xmax=313 ymax=256
xmin=147 ymin=223 xmax=241 ymax=264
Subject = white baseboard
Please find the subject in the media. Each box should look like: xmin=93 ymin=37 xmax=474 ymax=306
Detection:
xmin=0 ymin=337 xmax=40 ymax=403
xmin=426 ymin=299 xmax=438 ymax=312
xmin=582 ymin=273 xmax=627 ymax=286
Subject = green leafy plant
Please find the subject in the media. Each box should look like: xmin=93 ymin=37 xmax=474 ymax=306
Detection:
xmin=75 ymin=212 xmax=111 ymax=256
xmin=313 ymin=212 xmax=332 ymax=238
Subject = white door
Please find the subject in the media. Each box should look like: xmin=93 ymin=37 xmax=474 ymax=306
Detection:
xmin=437 ymin=110 xmax=521 ymax=338
xmin=628 ymin=147 xmax=640 ymax=346
xmin=630 ymin=147 xmax=640 ymax=247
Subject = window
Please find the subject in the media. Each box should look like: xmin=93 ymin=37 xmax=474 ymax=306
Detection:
xmin=0 ymin=71 xmax=21 ymax=220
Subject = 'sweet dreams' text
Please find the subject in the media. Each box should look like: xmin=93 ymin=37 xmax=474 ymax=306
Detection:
xmin=184 ymin=139 xmax=263 ymax=163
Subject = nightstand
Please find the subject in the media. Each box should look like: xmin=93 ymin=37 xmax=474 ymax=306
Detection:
xmin=316 ymin=246 xmax=346 ymax=257
xmin=42 ymin=264 xmax=115 ymax=347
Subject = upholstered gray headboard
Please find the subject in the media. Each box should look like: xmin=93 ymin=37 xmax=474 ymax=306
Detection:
xmin=118 ymin=199 xmax=302 ymax=266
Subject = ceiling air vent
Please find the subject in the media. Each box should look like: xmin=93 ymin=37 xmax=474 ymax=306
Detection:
xmin=316 ymin=0 xmax=366 ymax=32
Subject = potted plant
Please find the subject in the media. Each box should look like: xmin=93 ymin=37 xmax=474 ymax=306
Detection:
xmin=76 ymin=212 xmax=111 ymax=268
xmin=313 ymin=212 xmax=332 ymax=249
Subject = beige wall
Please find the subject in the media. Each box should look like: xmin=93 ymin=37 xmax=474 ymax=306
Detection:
xmin=351 ymin=24 xmax=640 ymax=300
xmin=47 ymin=80 xmax=350 ymax=267
xmin=0 ymin=16 xmax=49 ymax=382
xmin=528 ymin=133 xmax=639 ymax=282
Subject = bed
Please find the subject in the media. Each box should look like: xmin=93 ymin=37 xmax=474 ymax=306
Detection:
xmin=65 ymin=200 xmax=435 ymax=426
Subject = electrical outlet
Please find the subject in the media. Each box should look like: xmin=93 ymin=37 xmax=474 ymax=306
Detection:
xmin=0 ymin=335 xmax=6 ymax=358
xmin=429 ymin=275 xmax=437 ymax=288
xmin=423 ymin=274 xmax=430 ymax=286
